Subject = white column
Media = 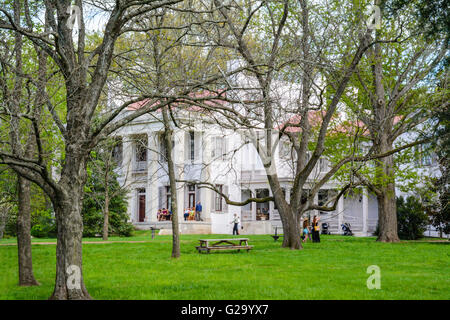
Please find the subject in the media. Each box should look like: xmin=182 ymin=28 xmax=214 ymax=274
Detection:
xmin=122 ymin=135 xmax=134 ymax=222
xmin=314 ymin=192 xmax=319 ymax=218
xmin=174 ymin=130 xmax=185 ymax=222
xmin=147 ymin=132 xmax=158 ymax=222
xmin=362 ymin=188 xmax=369 ymax=235
xmin=269 ymin=189 xmax=274 ymax=221
xmin=285 ymin=188 xmax=290 ymax=203
xmin=202 ymin=130 xmax=212 ymax=222
xmin=251 ymin=188 xmax=256 ymax=221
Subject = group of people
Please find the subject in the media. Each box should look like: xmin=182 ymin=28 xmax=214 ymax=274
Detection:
xmin=301 ymin=216 xmax=321 ymax=243
xmin=156 ymin=202 xmax=203 ymax=222
xmin=157 ymin=208 xmax=172 ymax=221
xmin=184 ymin=201 xmax=203 ymax=221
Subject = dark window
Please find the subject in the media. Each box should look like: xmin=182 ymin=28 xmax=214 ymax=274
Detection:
xmin=188 ymin=184 xmax=196 ymax=208
xmin=166 ymin=186 xmax=171 ymax=211
xmin=135 ymin=138 xmax=147 ymax=162
xmin=190 ymin=131 xmax=195 ymax=161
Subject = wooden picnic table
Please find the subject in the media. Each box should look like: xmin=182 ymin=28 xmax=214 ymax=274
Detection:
xmin=196 ymin=238 xmax=253 ymax=253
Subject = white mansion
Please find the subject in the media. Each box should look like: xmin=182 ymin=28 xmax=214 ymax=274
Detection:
xmin=111 ymin=111 xmax=379 ymax=236
xmin=107 ymin=64 xmax=437 ymax=236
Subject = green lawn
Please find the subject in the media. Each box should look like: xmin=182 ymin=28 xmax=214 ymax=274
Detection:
xmin=1 ymin=232 xmax=449 ymax=300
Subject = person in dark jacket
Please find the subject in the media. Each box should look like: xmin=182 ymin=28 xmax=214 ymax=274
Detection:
xmin=195 ymin=201 xmax=202 ymax=221
xmin=311 ymin=216 xmax=321 ymax=243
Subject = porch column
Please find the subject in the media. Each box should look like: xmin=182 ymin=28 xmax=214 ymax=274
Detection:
xmin=122 ymin=135 xmax=134 ymax=222
xmin=251 ymin=188 xmax=256 ymax=221
xmin=362 ymin=188 xmax=369 ymax=234
xmin=174 ymin=129 xmax=185 ymax=222
xmin=269 ymin=189 xmax=274 ymax=221
xmin=147 ymin=132 xmax=159 ymax=222
xmin=313 ymin=192 xmax=319 ymax=218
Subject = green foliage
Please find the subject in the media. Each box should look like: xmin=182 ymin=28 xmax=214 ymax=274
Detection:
xmin=396 ymin=196 xmax=429 ymax=240
xmin=30 ymin=209 xmax=57 ymax=238
xmin=4 ymin=210 xmax=17 ymax=237
xmin=82 ymin=139 xmax=133 ymax=237
xmin=82 ymin=205 xmax=133 ymax=237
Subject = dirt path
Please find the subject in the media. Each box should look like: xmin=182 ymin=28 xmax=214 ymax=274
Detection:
xmin=0 ymin=240 xmax=154 ymax=246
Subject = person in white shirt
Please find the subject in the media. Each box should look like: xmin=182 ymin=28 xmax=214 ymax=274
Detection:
xmin=230 ymin=214 xmax=240 ymax=235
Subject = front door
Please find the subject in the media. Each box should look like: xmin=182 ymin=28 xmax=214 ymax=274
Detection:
xmin=139 ymin=194 xmax=146 ymax=222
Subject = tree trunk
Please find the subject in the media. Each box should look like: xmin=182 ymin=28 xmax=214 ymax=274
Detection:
xmin=102 ymin=198 xmax=109 ymax=241
xmin=162 ymin=110 xmax=180 ymax=258
xmin=376 ymin=142 xmax=400 ymax=242
xmin=50 ymin=186 xmax=91 ymax=300
xmin=17 ymin=176 xmax=40 ymax=286
xmin=285 ymin=210 xmax=303 ymax=249
xmin=50 ymin=147 xmax=91 ymax=300
xmin=267 ymin=175 xmax=303 ymax=250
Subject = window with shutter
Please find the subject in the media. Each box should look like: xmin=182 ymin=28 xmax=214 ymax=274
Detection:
xmin=211 ymin=136 xmax=226 ymax=161
xmin=215 ymin=185 xmax=223 ymax=212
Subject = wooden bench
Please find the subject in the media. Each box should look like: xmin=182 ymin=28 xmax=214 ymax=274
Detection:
xmin=196 ymin=238 xmax=253 ymax=254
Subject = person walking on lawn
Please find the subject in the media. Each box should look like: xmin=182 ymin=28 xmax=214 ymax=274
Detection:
xmin=230 ymin=214 xmax=240 ymax=235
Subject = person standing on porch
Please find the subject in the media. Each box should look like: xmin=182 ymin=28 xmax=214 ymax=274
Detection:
xmin=195 ymin=201 xmax=202 ymax=221
xmin=230 ymin=214 xmax=240 ymax=235
xmin=312 ymin=216 xmax=321 ymax=242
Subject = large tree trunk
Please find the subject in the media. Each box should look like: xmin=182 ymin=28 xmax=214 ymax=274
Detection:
xmin=50 ymin=186 xmax=91 ymax=300
xmin=102 ymin=198 xmax=109 ymax=241
xmin=16 ymin=176 xmax=39 ymax=286
xmin=268 ymin=176 xmax=302 ymax=250
xmin=162 ymin=110 xmax=180 ymax=258
xmin=284 ymin=210 xmax=302 ymax=249
xmin=49 ymin=149 xmax=91 ymax=300
xmin=376 ymin=141 xmax=400 ymax=242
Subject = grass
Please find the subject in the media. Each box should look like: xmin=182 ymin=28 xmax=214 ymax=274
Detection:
xmin=1 ymin=231 xmax=449 ymax=300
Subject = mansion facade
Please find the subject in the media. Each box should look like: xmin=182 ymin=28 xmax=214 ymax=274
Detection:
xmin=111 ymin=112 xmax=380 ymax=236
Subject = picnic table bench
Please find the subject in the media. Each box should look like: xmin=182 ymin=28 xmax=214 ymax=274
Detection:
xmin=196 ymin=238 xmax=253 ymax=254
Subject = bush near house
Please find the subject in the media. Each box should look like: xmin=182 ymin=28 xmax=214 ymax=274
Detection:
xmin=397 ymin=196 xmax=429 ymax=240
xmin=81 ymin=207 xmax=134 ymax=238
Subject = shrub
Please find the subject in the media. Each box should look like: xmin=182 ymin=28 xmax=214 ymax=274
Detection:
xmin=82 ymin=208 xmax=103 ymax=237
xmin=397 ymin=196 xmax=428 ymax=240
xmin=82 ymin=207 xmax=134 ymax=238
xmin=30 ymin=209 xmax=57 ymax=238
